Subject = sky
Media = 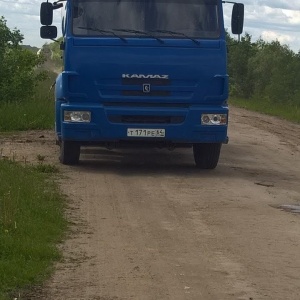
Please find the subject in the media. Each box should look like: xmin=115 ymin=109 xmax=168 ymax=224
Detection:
xmin=0 ymin=0 xmax=299 ymax=52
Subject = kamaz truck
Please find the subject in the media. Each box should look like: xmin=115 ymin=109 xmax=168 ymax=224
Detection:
xmin=40 ymin=0 xmax=244 ymax=168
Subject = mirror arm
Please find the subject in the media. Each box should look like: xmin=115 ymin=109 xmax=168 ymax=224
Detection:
xmin=53 ymin=0 xmax=67 ymax=7
xmin=53 ymin=3 xmax=63 ymax=10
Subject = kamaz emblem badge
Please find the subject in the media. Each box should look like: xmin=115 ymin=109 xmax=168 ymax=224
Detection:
xmin=143 ymin=84 xmax=151 ymax=93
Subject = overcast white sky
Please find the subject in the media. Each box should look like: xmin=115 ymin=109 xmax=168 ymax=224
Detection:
xmin=0 ymin=0 xmax=299 ymax=52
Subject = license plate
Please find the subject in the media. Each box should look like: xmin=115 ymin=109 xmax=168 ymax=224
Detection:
xmin=127 ymin=128 xmax=165 ymax=138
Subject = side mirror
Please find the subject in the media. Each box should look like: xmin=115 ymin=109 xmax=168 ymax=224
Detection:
xmin=231 ymin=3 xmax=244 ymax=35
xmin=40 ymin=26 xmax=58 ymax=39
xmin=40 ymin=2 xmax=53 ymax=26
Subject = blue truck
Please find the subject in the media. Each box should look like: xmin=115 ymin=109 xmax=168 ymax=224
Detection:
xmin=40 ymin=0 xmax=244 ymax=168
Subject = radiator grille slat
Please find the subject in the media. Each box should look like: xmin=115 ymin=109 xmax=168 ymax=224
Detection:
xmin=108 ymin=115 xmax=185 ymax=124
xmin=122 ymin=78 xmax=170 ymax=86
xmin=122 ymin=90 xmax=170 ymax=97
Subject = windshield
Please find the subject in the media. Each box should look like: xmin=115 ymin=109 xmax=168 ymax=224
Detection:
xmin=72 ymin=0 xmax=220 ymax=39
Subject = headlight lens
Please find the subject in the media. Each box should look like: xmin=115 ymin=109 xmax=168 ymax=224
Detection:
xmin=64 ymin=111 xmax=91 ymax=123
xmin=201 ymin=114 xmax=227 ymax=125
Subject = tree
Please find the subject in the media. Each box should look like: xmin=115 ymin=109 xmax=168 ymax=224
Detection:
xmin=48 ymin=37 xmax=63 ymax=66
xmin=227 ymin=32 xmax=257 ymax=98
xmin=0 ymin=16 xmax=46 ymax=102
xmin=248 ymin=40 xmax=299 ymax=104
xmin=227 ymin=31 xmax=300 ymax=110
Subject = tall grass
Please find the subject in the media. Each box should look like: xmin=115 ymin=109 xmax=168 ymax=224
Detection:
xmin=0 ymin=71 xmax=66 ymax=299
xmin=0 ymin=159 xmax=66 ymax=300
xmin=230 ymin=97 xmax=300 ymax=124
xmin=0 ymin=71 xmax=57 ymax=131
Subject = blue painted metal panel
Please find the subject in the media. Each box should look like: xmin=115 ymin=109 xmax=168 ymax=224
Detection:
xmin=56 ymin=0 xmax=229 ymax=145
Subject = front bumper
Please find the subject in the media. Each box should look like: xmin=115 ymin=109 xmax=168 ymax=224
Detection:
xmin=58 ymin=103 xmax=229 ymax=144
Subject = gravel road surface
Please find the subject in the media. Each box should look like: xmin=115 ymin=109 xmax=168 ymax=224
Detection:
xmin=1 ymin=106 xmax=300 ymax=300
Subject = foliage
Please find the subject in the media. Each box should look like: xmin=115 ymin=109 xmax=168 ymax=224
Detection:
xmin=21 ymin=45 xmax=39 ymax=53
xmin=0 ymin=71 xmax=56 ymax=131
xmin=227 ymin=33 xmax=258 ymax=98
xmin=0 ymin=16 xmax=46 ymax=103
xmin=0 ymin=159 xmax=66 ymax=299
xmin=230 ymin=97 xmax=300 ymax=124
xmin=37 ymin=38 xmax=63 ymax=74
xmin=227 ymin=33 xmax=300 ymax=115
xmin=48 ymin=37 xmax=63 ymax=66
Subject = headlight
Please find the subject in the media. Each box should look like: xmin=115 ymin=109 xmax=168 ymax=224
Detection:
xmin=201 ymin=114 xmax=227 ymax=125
xmin=64 ymin=111 xmax=91 ymax=123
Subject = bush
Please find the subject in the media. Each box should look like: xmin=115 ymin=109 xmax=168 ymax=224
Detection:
xmin=227 ymin=32 xmax=300 ymax=118
xmin=0 ymin=16 xmax=46 ymax=103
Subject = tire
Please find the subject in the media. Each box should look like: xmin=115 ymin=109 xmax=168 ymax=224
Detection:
xmin=59 ymin=141 xmax=80 ymax=165
xmin=193 ymin=143 xmax=222 ymax=169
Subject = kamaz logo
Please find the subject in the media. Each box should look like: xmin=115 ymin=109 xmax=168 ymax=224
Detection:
xmin=122 ymin=74 xmax=169 ymax=79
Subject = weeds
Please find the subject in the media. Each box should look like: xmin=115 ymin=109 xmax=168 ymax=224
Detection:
xmin=0 ymin=71 xmax=57 ymax=132
xmin=0 ymin=63 xmax=63 ymax=300
xmin=36 ymin=154 xmax=45 ymax=162
xmin=33 ymin=163 xmax=59 ymax=174
xmin=0 ymin=159 xmax=66 ymax=299
xmin=230 ymin=97 xmax=300 ymax=124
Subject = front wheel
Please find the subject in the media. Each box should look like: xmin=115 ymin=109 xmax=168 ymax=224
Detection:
xmin=59 ymin=141 xmax=80 ymax=165
xmin=193 ymin=143 xmax=222 ymax=169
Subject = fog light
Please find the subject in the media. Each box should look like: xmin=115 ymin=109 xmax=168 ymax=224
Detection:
xmin=64 ymin=111 xmax=91 ymax=123
xmin=201 ymin=114 xmax=227 ymax=125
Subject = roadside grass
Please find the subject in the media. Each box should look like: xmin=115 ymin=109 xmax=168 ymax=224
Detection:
xmin=0 ymin=70 xmax=65 ymax=299
xmin=230 ymin=97 xmax=300 ymax=124
xmin=0 ymin=71 xmax=57 ymax=131
xmin=33 ymin=163 xmax=60 ymax=174
xmin=0 ymin=159 xmax=66 ymax=300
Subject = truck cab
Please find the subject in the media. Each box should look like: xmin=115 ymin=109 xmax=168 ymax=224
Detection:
xmin=40 ymin=0 xmax=244 ymax=168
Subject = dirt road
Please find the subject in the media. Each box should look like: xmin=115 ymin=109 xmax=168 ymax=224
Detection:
xmin=1 ymin=107 xmax=300 ymax=300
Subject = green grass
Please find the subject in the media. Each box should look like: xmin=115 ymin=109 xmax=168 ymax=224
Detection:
xmin=0 ymin=71 xmax=66 ymax=299
xmin=0 ymin=72 xmax=56 ymax=132
xmin=33 ymin=163 xmax=60 ymax=174
xmin=230 ymin=97 xmax=300 ymax=124
xmin=0 ymin=160 xmax=66 ymax=299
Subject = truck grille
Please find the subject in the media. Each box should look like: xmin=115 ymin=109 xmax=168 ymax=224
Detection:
xmin=122 ymin=78 xmax=170 ymax=86
xmin=122 ymin=90 xmax=170 ymax=97
xmin=122 ymin=78 xmax=170 ymax=97
xmin=108 ymin=115 xmax=184 ymax=124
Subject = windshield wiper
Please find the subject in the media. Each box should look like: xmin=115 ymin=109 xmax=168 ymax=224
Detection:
xmin=77 ymin=27 xmax=127 ymax=43
xmin=150 ymin=30 xmax=200 ymax=45
xmin=112 ymin=29 xmax=164 ymax=44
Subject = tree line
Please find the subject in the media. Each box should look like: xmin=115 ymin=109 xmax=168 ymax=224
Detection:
xmin=227 ymin=33 xmax=300 ymax=108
